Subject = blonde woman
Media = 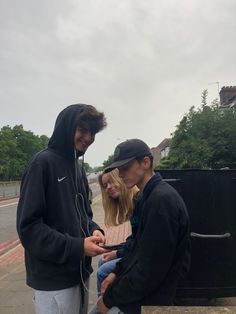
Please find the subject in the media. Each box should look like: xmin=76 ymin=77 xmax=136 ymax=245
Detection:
xmin=97 ymin=169 xmax=139 ymax=294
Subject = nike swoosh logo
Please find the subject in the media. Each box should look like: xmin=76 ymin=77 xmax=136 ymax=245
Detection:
xmin=57 ymin=176 xmax=66 ymax=182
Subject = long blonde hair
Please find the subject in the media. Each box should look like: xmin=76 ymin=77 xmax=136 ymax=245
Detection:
xmin=98 ymin=169 xmax=139 ymax=226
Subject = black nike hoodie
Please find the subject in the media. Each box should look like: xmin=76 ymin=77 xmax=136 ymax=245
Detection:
xmin=17 ymin=104 xmax=102 ymax=290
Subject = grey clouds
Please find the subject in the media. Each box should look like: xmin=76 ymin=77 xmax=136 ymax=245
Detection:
xmin=0 ymin=0 xmax=235 ymax=166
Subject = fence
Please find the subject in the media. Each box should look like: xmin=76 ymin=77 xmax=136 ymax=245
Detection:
xmin=0 ymin=181 xmax=21 ymax=199
xmin=159 ymin=169 xmax=236 ymax=298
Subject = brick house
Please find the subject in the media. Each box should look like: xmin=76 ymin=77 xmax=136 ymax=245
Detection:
xmin=219 ymin=86 xmax=236 ymax=109
xmin=151 ymin=138 xmax=171 ymax=166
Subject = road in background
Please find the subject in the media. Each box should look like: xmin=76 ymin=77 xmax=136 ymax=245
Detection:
xmin=0 ymin=200 xmax=19 ymax=246
xmin=0 ymin=182 xmax=100 ymax=248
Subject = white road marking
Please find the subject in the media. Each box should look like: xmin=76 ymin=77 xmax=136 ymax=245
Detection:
xmin=0 ymin=202 xmax=18 ymax=208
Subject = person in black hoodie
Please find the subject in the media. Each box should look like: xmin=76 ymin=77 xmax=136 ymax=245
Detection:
xmin=17 ymin=104 xmax=108 ymax=314
xmin=96 ymin=139 xmax=190 ymax=314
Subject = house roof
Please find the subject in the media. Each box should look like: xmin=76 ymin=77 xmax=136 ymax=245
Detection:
xmin=151 ymin=138 xmax=171 ymax=150
xmin=220 ymin=86 xmax=236 ymax=107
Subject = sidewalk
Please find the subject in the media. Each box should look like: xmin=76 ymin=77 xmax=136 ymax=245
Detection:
xmin=0 ymin=193 xmax=131 ymax=313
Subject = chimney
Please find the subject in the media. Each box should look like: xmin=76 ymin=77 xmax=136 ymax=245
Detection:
xmin=219 ymin=86 xmax=236 ymax=107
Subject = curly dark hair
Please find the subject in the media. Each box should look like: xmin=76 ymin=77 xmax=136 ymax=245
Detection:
xmin=76 ymin=104 xmax=107 ymax=134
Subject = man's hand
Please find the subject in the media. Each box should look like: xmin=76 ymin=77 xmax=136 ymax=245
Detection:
xmin=102 ymin=251 xmax=117 ymax=263
xmin=101 ymin=272 xmax=116 ymax=295
xmin=84 ymin=236 xmax=108 ymax=257
xmin=97 ymin=296 xmax=109 ymax=314
xmin=93 ymin=229 xmax=106 ymax=244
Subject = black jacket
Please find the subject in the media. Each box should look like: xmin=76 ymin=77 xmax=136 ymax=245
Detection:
xmin=16 ymin=104 xmax=102 ymax=291
xmin=103 ymin=173 xmax=190 ymax=314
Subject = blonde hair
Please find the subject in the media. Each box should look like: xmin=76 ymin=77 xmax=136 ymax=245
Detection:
xmin=98 ymin=169 xmax=139 ymax=227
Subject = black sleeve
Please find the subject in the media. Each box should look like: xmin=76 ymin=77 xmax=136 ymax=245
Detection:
xmin=16 ymin=160 xmax=84 ymax=264
xmin=116 ymin=236 xmax=134 ymax=258
xmin=103 ymin=196 xmax=179 ymax=307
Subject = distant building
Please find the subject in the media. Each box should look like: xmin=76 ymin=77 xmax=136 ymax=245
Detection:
xmin=219 ymin=86 xmax=236 ymax=109
xmin=151 ymin=138 xmax=171 ymax=166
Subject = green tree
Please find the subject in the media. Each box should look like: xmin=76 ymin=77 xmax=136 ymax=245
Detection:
xmin=92 ymin=166 xmax=103 ymax=173
xmin=156 ymin=157 xmax=173 ymax=170
xmin=201 ymin=89 xmax=208 ymax=107
xmin=103 ymin=154 xmax=114 ymax=169
xmin=78 ymin=159 xmax=92 ymax=173
xmin=166 ymin=95 xmax=236 ymax=169
xmin=0 ymin=125 xmax=49 ymax=180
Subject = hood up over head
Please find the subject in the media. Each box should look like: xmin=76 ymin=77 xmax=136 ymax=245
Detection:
xmin=48 ymin=104 xmax=86 ymax=159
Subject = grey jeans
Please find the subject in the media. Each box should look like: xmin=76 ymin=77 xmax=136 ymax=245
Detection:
xmin=35 ymin=282 xmax=89 ymax=314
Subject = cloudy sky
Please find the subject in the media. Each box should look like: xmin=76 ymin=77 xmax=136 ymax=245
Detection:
xmin=1 ymin=0 xmax=235 ymax=167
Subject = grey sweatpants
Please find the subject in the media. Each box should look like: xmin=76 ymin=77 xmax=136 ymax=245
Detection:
xmin=35 ymin=283 xmax=89 ymax=314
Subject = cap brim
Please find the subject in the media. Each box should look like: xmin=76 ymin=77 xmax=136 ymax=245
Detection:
xmin=104 ymin=157 xmax=135 ymax=173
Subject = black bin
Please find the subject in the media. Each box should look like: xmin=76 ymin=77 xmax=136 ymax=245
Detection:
xmin=159 ymin=169 xmax=236 ymax=298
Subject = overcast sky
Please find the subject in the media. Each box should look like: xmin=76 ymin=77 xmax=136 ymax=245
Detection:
xmin=0 ymin=0 xmax=235 ymax=167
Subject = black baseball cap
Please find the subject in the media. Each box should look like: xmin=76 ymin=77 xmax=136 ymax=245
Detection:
xmin=104 ymin=139 xmax=153 ymax=173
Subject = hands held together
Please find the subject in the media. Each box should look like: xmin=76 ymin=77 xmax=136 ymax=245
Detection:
xmin=84 ymin=230 xmax=107 ymax=257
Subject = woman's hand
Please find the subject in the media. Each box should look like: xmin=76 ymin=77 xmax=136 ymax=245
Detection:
xmin=102 ymin=250 xmax=117 ymax=263
xmin=93 ymin=229 xmax=106 ymax=244
xmin=101 ymin=272 xmax=116 ymax=295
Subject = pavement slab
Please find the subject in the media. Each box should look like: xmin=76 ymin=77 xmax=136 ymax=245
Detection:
xmin=142 ymin=306 xmax=236 ymax=314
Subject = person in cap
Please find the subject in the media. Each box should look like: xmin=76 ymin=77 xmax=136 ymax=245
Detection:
xmin=17 ymin=104 xmax=108 ymax=314
xmin=96 ymin=139 xmax=190 ymax=314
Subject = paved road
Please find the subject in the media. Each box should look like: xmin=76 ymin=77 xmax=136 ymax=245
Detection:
xmin=0 ymin=199 xmax=19 ymax=245
xmin=0 ymin=183 xmax=100 ymax=247
xmin=90 ymin=182 xmax=100 ymax=199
